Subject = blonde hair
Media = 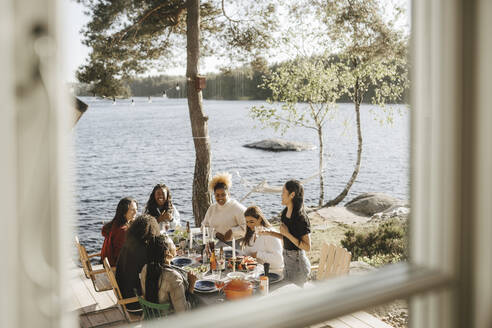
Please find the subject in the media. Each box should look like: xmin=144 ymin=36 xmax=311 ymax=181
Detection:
xmin=209 ymin=172 xmax=232 ymax=192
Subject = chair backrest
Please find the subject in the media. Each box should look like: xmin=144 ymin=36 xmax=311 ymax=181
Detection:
xmin=103 ymin=257 xmax=141 ymax=322
xmin=316 ymin=243 xmax=352 ymax=280
xmin=137 ymin=295 xmax=171 ymax=320
xmin=75 ymin=236 xmax=92 ymax=279
xmin=103 ymin=257 xmax=123 ymax=301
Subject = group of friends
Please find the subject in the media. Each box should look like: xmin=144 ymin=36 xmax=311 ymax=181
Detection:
xmin=98 ymin=172 xmax=312 ymax=314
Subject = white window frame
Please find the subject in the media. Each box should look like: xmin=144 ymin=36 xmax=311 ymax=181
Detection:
xmin=2 ymin=0 xmax=491 ymax=327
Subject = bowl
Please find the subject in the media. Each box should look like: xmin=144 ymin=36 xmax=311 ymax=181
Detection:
xmin=224 ymin=279 xmax=253 ymax=300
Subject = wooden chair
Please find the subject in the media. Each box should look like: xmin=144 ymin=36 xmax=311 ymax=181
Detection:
xmin=103 ymin=257 xmax=141 ymax=322
xmin=312 ymin=243 xmax=352 ymax=280
xmin=136 ymin=294 xmax=171 ymax=321
xmin=74 ymin=236 xmax=112 ymax=292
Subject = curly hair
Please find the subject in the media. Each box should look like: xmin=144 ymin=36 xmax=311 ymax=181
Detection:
xmin=145 ymin=184 xmax=174 ymax=219
xmin=209 ymin=172 xmax=232 ymax=192
xmin=127 ymin=214 xmax=160 ymax=243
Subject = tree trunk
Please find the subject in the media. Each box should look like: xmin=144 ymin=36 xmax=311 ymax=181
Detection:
xmin=186 ymin=0 xmax=211 ymax=226
xmin=317 ymin=125 xmax=324 ymax=206
xmin=323 ymin=81 xmax=363 ymax=207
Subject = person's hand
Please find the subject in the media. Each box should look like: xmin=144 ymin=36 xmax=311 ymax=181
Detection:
xmin=224 ymin=229 xmax=233 ymax=241
xmin=157 ymin=211 xmax=172 ymax=223
xmin=215 ymin=232 xmax=226 ymax=242
xmin=279 ymin=223 xmax=289 ymax=236
xmin=187 ymin=272 xmax=197 ymax=293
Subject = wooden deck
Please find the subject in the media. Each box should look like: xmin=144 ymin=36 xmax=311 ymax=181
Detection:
xmin=69 ymin=264 xmax=393 ymax=328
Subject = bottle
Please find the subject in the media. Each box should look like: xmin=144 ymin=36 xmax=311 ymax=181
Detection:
xmin=259 ymin=275 xmax=269 ymax=296
xmin=202 ymin=243 xmax=209 ymax=265
xmin=210 ymin=249 xmax=217 ymax=271
xmin=260 ymin=262 xmax=270 ymax=296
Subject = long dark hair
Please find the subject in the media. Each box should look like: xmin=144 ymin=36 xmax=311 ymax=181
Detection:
xmin=242 ymin=206 xmax=271 ymax=247
xmin=144 ymin=235 xmax=169 ymax=303
xmin=284 ymin=180 xmax=306 ymax=217
xmin=145 ymin=184 xmax=173 ymax=218
xmin=127 ymin=214 xmax=160 ymax=243
xmin=102 ymin=197 xmax=137 ymax=235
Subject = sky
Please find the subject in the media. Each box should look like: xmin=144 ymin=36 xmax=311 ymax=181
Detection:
xmin=62 ymin=0 xmax=410 ymax=83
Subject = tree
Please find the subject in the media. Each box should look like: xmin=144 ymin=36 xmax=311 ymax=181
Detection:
xmin=250 ymin=58 xmax=342 ymax=206
xmin=76 ymin=0 xmax=278 ymax=225
xmin=315 ymin=0 xmax=409 ymax=207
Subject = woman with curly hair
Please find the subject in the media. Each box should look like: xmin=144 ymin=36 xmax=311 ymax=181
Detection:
xmin=144 ymin=183 xmax=181 ymax=232
xmin=201 ymin=172 xmax=246 ymax=242
xmin=100 ymin=197 xmax=138 ymax=266
xmin=140 ymin=235 xmax=197 ymax=313
xmin=242 ymin=206 xmax=284 ymax=274
xmin=115 ymin=214 xmax=160 ymax=313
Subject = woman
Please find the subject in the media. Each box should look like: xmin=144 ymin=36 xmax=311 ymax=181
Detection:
xmin=144 ymin=183 xmax=181 ymax=232
xmin=242 ymin=206 xmax=284 ymax=274
xmin=115 ymin=214 xmax=160 ymax=313
xmin=100 ymin=197 xmax=138 ymax=266
xmin=201 ymin=172 xmax=246 ymax=242
xmin=140 ymin=235 xmax=197 ymax=313
xmin=263 ymin=180 xmax=311 ymax=286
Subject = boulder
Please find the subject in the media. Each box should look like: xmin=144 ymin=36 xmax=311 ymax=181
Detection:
xmin=345 ymin=192 xmax=405 ymax=216
xmin=243 ymin=138 xmax=315 ymax=152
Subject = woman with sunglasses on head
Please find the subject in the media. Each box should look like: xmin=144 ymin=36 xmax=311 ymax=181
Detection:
xmin=262 ymin=180 xmax=311 ymax=286
xmin=201 ymin=172 xmax=246 ymax=243
xmin=144 ymin=183 xmax=181 ymax=232
xmin=242 ymin=206 xmax=283 ymax=274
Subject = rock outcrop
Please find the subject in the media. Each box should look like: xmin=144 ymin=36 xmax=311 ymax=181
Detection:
xmin=345 ymin=192 xmax=406 ymax=216
xmin=243 ymin=138 xmax=315 ymax=152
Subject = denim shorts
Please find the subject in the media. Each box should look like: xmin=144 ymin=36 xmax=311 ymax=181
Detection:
xmin=283 ymin=249 xmax=311 ymax=287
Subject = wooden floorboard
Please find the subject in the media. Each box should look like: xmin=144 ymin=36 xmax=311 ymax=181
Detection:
xmin=338 ymin=314 xmax=373 ymax=328
xmin=352 ymin=312 xmax=393 ymax=328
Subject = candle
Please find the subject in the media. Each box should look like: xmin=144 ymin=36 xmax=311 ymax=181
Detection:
xmin=189 ymin=229 xmax=193 ymax=250
xmin=203 ymin=226 xmax=207 ymax=245
xmin=232 ymin=237 xmax=236 ymax=259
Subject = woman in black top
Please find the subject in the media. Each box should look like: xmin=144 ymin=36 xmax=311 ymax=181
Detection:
xmin=264 ymin=179 xmax=311 ymax=286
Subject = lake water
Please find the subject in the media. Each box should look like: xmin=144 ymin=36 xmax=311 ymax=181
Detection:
xmin=73 ymin=97 xmax=410 ymax=253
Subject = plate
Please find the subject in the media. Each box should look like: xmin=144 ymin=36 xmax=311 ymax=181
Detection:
xmin=227 ymin=272 xmax=247 ymax=280
xmin=259 ymin=272 xmax=282 ymax=284
xmin=171 ymin=257 xmax=193 ymax=267
xmin=194 ymin=279 xmax=217 ymax=293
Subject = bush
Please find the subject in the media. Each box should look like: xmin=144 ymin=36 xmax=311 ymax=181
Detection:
xmin=341 ymin=219 xmax=408 ymax=264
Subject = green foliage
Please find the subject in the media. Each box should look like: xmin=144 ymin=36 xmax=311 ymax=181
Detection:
xmin=250 ymin=57 xmax=341 ymax=134
xmin=341 ymin=219 xmax=408 ymax=263
xmin=76 ymin=0 xmax=279 ymax=97
xmin=314 ymin=0 xmax=410 ymax=116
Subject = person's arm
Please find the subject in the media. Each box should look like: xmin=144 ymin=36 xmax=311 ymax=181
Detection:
xmin=230 ymin=206 xmax=247 ymax=239
xmin=279 ymin=224 xmax=311 ymax=252
xmin=260 ymin=230 xmax=284 ymax=240
xmin=256 ymin=236 xmax=283 ymax=266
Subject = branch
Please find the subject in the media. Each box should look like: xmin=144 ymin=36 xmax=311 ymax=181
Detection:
xmin=221 ymin=0 xmax=241 ymax=23
xmin=115 ymin=3 xmax=185 ymax=43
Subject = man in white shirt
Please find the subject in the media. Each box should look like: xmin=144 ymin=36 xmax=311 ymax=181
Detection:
xmin=201 ymin=172 xmax=246 ymax=242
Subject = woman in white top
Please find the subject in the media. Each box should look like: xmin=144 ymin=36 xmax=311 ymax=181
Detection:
xmin=144 ymin=183 xmax=181 ymax=232
xmin=242 ymin=206 xmax=283 ymax=274
xmin=202 ymin=172 xmax=246 ymax=242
